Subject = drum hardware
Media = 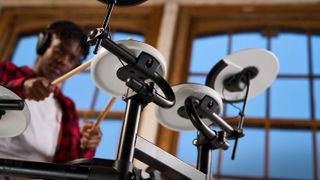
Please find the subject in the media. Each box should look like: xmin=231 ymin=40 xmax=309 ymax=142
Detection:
xmin=0 ymin=0 xmax=279 ymax=179
xmin=155 ymin=49 xmax=279 ymax=178
xmin=0 ymin=49 xmax=279 ymax=180
xmin=0 ymin=0 xmax=175 ymax=179
xmin=97 ymin=0 xmax=147 ymax=6
xmin=0 ymin=99 xmax=24 ymax=119
xmin=89 ymin=14 xmax=176 ymax=178
xmin=95 ymin=32 xmax=175 ymax=180
xmin=0 ymin=86 xmax=30 ymax=138
xmin=205 ymin=48 xmax=279 ymax=160
xmin=0 ymin=99 xmax=24 ymax=111
xmin=156 ymin=83 xmax=236 ymax=178
xmin=205 ymin=48 xmax=279 ymax=102
xmin=90 ymin=40 xmax=167 ymax=98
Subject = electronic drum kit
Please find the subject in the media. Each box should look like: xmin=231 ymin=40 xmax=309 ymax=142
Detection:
xmin=0 ymin=0 xmax=279 ymax=179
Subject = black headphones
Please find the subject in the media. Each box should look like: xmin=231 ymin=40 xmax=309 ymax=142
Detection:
xmin=36 ymin=29 xmax=52 ymax=55
xmin=36 ymin=21 xmax=65 ymax=55
xmin=36 ymin=21 xmax=89 ymax=61
xmin=36 ymin=21 xmax=60 ymax=55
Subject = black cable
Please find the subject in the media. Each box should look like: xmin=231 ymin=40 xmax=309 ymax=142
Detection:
xmin=222 ymin=87 xmax=242 ymax=113
xmin=231 ymin=76 xmax=250 ymax=160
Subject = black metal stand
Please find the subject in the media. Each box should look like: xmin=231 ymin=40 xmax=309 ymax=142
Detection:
xmin=0 ymin=159 xmax=91 ymax=179
xmin=0 ymin=97 xmax=147 ymax=180
xmin=134 ymin=135 xmax=206 ymax=180
xmin=181 ymin=72 xmax=252 ymax=177
xmin=183 ymin=95 xmax=240 ymax=179
xmin=115 ymin=91 xmax=144 ymax=179
xmin=0 ymin=99 xmax=24 ymax=110
xmin=0 ymin=99 xmax=25 ymax=119
xmin=195 ymin=133 xmax=212 ymax=177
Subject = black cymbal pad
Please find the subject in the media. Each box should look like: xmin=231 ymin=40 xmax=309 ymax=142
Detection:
xmin=97 ymin=0 xmax=147 ymax=6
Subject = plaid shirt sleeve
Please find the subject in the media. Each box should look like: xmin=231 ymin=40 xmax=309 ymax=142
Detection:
xmin=53 ymin=89 xmax=95 ymax=163
xmin=0 ymin=61 xmax=35 ymax=98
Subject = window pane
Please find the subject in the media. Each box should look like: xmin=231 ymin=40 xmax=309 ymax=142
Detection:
xmin=92 ymin=119 xmax=122 ymax=159
xmin=12 ymin=35 xmax=37 ymax=67
xmin=312 ymin=35 xmax=320 ymax=75
xmin=86 ymin=46 xmax=97 ymax=61
xmin=232 ymin=32 xmax=267 ymax=52
xmin=113 ymin=32 xmax=144 ymax=42
xmin=221 ymin=128 xmax=264 ymax=177
xmin=187 ymin=75 xmax=206 ymax=84
xmin=226 ymin=102 xmax=242 ymax=117
xmin=177 ymin=130 xmax=219 ymax=172
xmin=63 ymin=72 xmax=96 ymax=110
xmin=246 ymin=92 xmax=266 ymax=118
xmin=190 ymin=35 xmax=228 ymax=73
xmin=177 ymin=131 xmax=198 ymax=165
xmin=269 ymin=129 xmax=313 ymax=179
xmin=315 ymin=80 xmax=320 ymax=120
xmin=272 ymin=33 xmax=308 ymax=75
xmin=270 ymin=79 xmax=310 ymax=119
xmin=226 ymin=92 xmax=266 ymax=118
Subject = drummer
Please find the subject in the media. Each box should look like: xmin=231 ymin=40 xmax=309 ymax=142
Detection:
xmin=0 ymin=20 xmax=102 ymax=164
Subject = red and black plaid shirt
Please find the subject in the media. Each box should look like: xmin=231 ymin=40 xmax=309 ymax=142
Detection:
xmin=0 ymin=61 xmax=94 ymax=163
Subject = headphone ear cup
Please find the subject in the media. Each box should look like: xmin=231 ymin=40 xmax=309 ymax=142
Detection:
xmin=36 ymin=31 xmax=51 ymax=55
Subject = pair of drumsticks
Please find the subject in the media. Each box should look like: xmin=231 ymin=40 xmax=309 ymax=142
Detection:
xmin=51 ymin=60 xmax=116 ymax=131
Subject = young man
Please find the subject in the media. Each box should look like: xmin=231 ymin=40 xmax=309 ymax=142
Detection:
xmin=0 ymin=20 xmax=102 ymax=164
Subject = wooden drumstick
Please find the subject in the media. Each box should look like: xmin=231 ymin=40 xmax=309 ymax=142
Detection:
xmin=51 ymin=60 xmax=92 ymax=86
xmin=91 ymin=96 xmax=116 ymax=131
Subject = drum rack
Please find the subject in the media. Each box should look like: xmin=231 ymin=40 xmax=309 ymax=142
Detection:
xmin=0 ymin=0 xmax=279 ymax=179
xmin=0 ymin=27 xmax=241 ymax=180
xmin=0 ymin=2 xmax=201 ymax=177
xmin=0 ymin=35 xmax=205 ymax=179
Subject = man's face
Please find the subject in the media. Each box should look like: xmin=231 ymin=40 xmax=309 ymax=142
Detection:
xmin=38 ymin=34 xmax=84 ymax=81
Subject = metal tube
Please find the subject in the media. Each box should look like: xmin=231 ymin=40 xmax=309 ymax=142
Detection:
xmin=115 ymin=97 xmax=142 ymax=179
xmin=185 ymin=96 xmax=217 ymax=140
xmin=0 ymin=159 xmax=89 ymax=180
xmin=210 ymin=113 xmax=234 ymax=135
xmin=196 ymin=134 xmax=212 ymax=180
xmin=93 ymin=2 xmax=115 ymax=54
xmin=0 ymin=100 xmax=24 ymax=110
xmin=101 ymin=38 xmax=137 ymax=64
xmin=117 ymin=98 xmax=142 ymax=162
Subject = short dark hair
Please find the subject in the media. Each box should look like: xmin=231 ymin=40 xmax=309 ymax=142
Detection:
xmin=47 ymin=20 xmax=89 ymax=61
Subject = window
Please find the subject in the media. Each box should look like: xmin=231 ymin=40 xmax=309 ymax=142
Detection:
xmin=167 ymin=5 xmax=320 ymax=180
xmin=178 ymin=31 xmax=319 ymax=180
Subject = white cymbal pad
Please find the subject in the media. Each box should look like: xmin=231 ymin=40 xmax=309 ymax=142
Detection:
xmin=0 ymin=86 xmax=30 ymax=138
xmin=91 ymin=40 xmax=167 ymax=98
xmin=206 ymin=48 xmax=279 ymax=102
xmin=155 ymin=83 xmax=223 ymax=131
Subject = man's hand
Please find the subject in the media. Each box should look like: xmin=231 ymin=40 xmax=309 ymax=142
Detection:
xmin=80 ymin=122 xmax=102 ymax=150
xmin=23 ymin=77 xmax=54 ymax=101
